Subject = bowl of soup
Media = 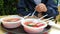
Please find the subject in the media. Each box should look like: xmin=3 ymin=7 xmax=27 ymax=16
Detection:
xmin=21 ymin=19 xmax=47 ymax=34
xmin=1 ymin=15 xmax=24 ymax=28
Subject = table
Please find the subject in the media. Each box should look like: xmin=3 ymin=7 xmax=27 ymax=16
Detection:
xmin=0 ymin=15 xmax=60 ymax=34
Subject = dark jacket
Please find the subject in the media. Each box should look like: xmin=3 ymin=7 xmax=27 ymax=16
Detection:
xmin=17 ymin=0 xmax=59 ymax=18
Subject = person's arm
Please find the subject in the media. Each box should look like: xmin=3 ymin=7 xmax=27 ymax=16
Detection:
xmin=43 ymin=0 xmax=59 ymax=18
xmin=17 ymin=0 xmax=31 ymax=16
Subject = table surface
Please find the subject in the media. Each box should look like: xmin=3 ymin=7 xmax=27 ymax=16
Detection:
xmin=0 ymin=15 xmax=60 ymax=34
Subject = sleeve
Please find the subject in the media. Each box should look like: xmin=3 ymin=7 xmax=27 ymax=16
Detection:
xmin=43 ymin=0 xmax=59 ymax=18
xmin=17 ymin=0 xmax=32 ymax=16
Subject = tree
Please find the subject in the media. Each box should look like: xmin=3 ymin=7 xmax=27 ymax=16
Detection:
xmin=0 ymin=0 xmax=17 ymax=15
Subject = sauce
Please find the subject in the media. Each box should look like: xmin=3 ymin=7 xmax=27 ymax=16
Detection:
xmin=3 ymin=18 xmax=20 ymax=22
xmin=24 ymin=22 xmax=45 ymax=28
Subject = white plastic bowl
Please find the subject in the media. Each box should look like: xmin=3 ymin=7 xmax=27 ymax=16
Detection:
xmin=1 ymin=15 xmax=24 ymax=28
xmin=21 ymin=19 xmax=47 ymax=34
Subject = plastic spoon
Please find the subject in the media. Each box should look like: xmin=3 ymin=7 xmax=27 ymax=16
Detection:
xmin=43 ymin=17 xmax=53 ymax=21
xmin=42 ymin=17 xmax=60 ymax=30
xmin=31 ymin=10 xmax=36 ymax=17
xmin=24 ymin=13 xmax=31 ymax=18
xmin=39 ymin=14 xmax=48 ymax=20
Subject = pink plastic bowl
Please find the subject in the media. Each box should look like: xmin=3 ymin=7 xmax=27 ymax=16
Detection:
xmin=1 ymin=15 xmax=24 ymax=28
xmin=21 ymin=19 xmax=47 ymax=34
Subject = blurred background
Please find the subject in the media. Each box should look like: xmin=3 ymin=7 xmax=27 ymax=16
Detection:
xmin=0 ymin=0 xmax=60 ymax=22
xmin=0 ymin=0 xmax=18 ymax=15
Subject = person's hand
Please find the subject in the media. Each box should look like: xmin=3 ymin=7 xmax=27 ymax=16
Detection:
xmin=35 ymin=3 xmax=47 ymax=12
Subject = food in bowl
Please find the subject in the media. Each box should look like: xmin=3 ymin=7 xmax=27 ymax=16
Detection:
xmin=3 ymin=18 xmax=20 ymax=22
xmin=1 ymin=16 xmax=24 ymax=28
xmin=21 ymin=19 xmax=47 ymax=34
xmin=24 ymin=21 xmax=45 ymax=28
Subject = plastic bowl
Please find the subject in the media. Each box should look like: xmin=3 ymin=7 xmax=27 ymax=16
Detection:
xmin=21 ymin=19 xmax=47 ymax=34
xmin=1 ymin=15 xmax=24 ymax=28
